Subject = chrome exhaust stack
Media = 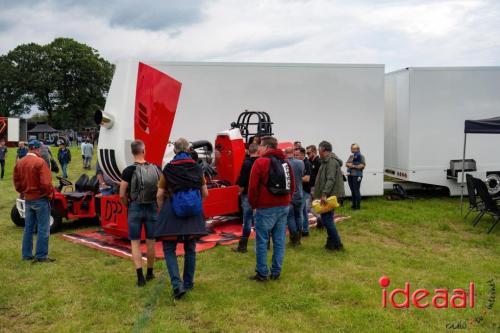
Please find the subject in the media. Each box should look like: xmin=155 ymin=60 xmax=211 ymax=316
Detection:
xmin=94 ymin=110 xmax=114 ymax=129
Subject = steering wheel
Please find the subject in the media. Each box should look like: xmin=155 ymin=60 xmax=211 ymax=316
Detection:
xmin=56 ymin=176 xmax=73 ymax=187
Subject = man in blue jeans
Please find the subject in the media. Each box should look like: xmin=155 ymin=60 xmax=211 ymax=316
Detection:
xmin=155 ymin=138 xmax=209 ymax=299
xmin=285 ymin=147 xmax=304 ymax=246
xmin=248 ymin=136 xmax=295 ymax=281
xmin=120 ymin=140 xmax=161 ymax=286
xmin=313 ymin=141 xmax=345 ymax=251
xmin=57 ymin=143 xmax=71 ymax=178
xmin=13 ymin=140 xmax=55 ymax=262
xmin=295 ymin=148 xmax=312 ymax=236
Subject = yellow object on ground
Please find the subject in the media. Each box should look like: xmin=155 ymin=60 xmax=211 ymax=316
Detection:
xmin=311 ymin=196 xmax=340 ymax=214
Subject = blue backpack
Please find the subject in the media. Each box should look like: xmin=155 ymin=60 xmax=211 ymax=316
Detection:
xmin=172 ymin=189 xmax=202 ymax=218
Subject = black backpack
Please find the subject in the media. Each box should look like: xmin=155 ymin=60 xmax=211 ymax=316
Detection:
xmin=130 ymin=163 xmax=161 ymax=204
xmin=266 ymin=156 xmax=291 ymax=196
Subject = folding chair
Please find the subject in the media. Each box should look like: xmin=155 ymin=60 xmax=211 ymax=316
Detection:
xmin=472 ymin=177 xmax=500 ymax=234
xmin=464 ymin=174 xmax=484 ymax=222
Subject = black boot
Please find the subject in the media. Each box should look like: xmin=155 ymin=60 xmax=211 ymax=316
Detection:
xmin=232 ymin=237 xmax=248 ymax=253
xmin=325 ymin=238 xmax=344 ymax=251
xmin=173 ymin=285 xmax=186 ymax=299
xmin=316 ymin=216 xmax=324 ymax=229
xmin=289 ymin=233 xmax=298 ymax=246
xmin=296 ymin=232 xmax=302 ymax=246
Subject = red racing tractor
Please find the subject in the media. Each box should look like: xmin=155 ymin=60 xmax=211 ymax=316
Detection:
xmin=11 ymin=174 xmax=101 ymax=233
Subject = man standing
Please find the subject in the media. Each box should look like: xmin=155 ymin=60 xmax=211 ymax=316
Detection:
xmin=295 ymin=148 xmax=312 ymax=236
xmin=83 ymin=139 xmax=93 ymax=169
xmin=248 ymin=136 xmax=294 ymax=281
xmin=120 ymin=140 xmax=161 ymax=286
xmin=13 ymin=140 xmax=55 ymax=262
xmin=306 ymin=144 xmax=322 ymax=226
xmin=306 ymin=145 xmax=321 ymax=193
xmin=346 ymin=143 xmax=366 ymax=210
xmin=80 ymin=139 xmax=85 ymax=164
xmin=155 ymin=138 xmax=209 ymax=299
xmin=313 ymin=141 xmax=345 ymax=251
xmin=233 ymin=143 xmax=259 ymax=253
xmin=0 ymin=139 xmax=7 ymax=179
xmin=16 ymin=141 xmax=28 ymax=160
xmin=57 ymin=143 xmax=71 ymax=178
xmin=39 ymin=143 xmax=52 ymax=169
xmin=285 ymin=147 xmax=304 ymax=246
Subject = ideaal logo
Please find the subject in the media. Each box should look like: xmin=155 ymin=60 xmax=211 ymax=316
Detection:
xmin=379 ymin=276 xmax=498 ymax=330
xmin=379 ymin=276 xmax=475 ymax=309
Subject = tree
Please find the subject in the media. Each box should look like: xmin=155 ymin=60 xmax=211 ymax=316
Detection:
xmin=0 ymin=54 xmax=33 ymax=117
xmin=0 ymin=38 xmax=114 ymax=128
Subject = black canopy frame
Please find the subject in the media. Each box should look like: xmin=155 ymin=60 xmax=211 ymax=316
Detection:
xmin=461 ymin=116 xmax=500 ymax=214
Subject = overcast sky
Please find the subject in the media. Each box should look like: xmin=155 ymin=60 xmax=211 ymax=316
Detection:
xmin=0 ymin=0 xmax=499 ymax=71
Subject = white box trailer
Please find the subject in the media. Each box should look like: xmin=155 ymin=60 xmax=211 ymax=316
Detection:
xmin=385 ymin=67 xmax=500 ymax=195
xmin=101 ymin=60 xmax=385 ymax=195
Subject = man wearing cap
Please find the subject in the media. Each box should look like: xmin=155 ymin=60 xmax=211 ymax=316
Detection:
xmin=13 ymin=140 xmax=55 ymax=262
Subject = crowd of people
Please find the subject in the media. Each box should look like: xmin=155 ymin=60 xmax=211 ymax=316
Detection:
xmin=10 ymin=135 xmax=366 ymax=300
xmin=0 ymin=138 xmax=95 ymax=182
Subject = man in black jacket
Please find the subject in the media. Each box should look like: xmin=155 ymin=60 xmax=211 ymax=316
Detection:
xmin=233 ymin=143 xmax=259 ymax=253
xmin=306 ymin=144 xmax=322 ymax=227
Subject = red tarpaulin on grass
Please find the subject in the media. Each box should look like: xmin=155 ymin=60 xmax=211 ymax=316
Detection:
xmin=61 ymin=214 xmax=350 ymax=259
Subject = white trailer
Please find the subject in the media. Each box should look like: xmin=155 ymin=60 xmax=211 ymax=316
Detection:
xmin=384 ymin=67 xmax=500 ymax=195
xmin=100 ymin=60 xmax=385 ymax=195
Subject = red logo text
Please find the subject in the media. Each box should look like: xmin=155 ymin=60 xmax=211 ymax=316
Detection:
xmin=379 ymin=276 xmax=475 ymax=309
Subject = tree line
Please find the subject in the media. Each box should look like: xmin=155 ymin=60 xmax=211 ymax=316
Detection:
xmin=0 ymin=38 xmax=114 ymax=129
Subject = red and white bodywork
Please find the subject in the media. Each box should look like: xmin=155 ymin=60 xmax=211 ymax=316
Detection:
xmin=97 ymin=60 xmax=245 ymax=238
xmin=97 ymin=60 xmax=181 ymax=180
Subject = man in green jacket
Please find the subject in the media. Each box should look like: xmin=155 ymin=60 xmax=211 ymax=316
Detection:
xmin=313 ymin=140 xmax=345 ymax=251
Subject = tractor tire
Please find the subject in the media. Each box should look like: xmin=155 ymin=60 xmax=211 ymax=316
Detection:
xmin=11 ymin=205 xmax=25 ymax=227
xmin=11 ymin=205 xmax=63 ymax=233
xmin=49 ymin=209 xmax=63 ymax=233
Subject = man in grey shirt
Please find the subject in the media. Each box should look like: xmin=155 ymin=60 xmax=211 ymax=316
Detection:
xmin=39 ymin=143 xmax=52 ymax=169
xmin=284 ymin=147 xmax=304 ymax=246
xmin=83 ymin=140 xmax=93 ymax=169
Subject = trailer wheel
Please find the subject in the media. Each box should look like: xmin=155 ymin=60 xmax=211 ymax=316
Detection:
xmin=11 ymin=205 xmax=25 ymax=227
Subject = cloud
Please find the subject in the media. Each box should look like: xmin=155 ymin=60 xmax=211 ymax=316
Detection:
xmin=0 ymin=0 xmax=499 ymax=71
xmin=0 ymin=0 xmax=206 ymax=31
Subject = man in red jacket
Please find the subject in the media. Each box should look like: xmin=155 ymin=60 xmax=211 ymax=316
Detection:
xmin=13 ymin=140 xmax=55 ymax=262
xmin=248 ymin=136 xmax=295 ymax=281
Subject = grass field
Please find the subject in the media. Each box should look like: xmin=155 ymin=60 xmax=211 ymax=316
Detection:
xmin=0 ymin=146 xmax=498 ymax=332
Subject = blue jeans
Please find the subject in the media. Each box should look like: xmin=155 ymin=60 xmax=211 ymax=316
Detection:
xmin=163 ymin=238 xmax=197 ymax=290
xmin=287 ymin=200 xmax=303 ymax=235
xmin=255 ymin=206 xmax=289 ymax=277
xmin=320 ymin=211 xmax=342 ymax=248
xmin=302 ymin=192 xmax=312 ymax=233
xmin=22 ymin=198 xmax=50 ymax=259
xmin=61 ymin=163 xmax=68 ymax=178
xmin=127 ymin=202 xmax=157 ymax=240
xmin=84 ymin=156 xmax=92 ymax=168
xmin=100 ymin=187 xmax=114 ymax=196
xmin=241 ymin=194 xmax=254 ymax=238
xmin=0 ymin=159 xmax=5 ymax=178
xmin=348 ymin=176 xmax=362 ymax=208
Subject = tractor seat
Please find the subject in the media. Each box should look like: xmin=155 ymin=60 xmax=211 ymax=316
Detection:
xmin=85 ymin=175 xmax=100 ymax=194
xmin=74 ymin=174 xmax=90 ymax=192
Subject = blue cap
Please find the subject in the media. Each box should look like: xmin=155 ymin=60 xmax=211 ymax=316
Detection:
xmin=28 ymin=140 xmax=41 ymax=149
